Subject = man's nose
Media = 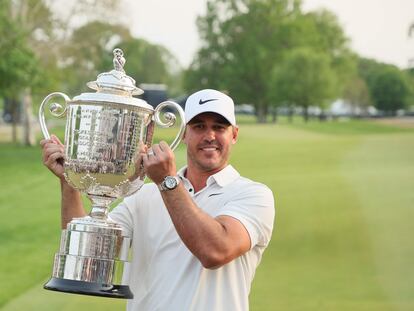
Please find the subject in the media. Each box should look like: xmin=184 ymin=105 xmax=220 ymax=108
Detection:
xmin=204 ymin=128 xmax=216 ymax=141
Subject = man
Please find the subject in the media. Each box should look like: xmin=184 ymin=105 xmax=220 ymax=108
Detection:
xmin=41 ymin=89 xmax=275 ymax=311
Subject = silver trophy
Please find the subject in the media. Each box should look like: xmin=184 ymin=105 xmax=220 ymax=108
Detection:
xmin=39 ymin=48 xmax=185 ymax=298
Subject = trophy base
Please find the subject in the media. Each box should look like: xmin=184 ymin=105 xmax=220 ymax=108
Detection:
xmin=44 ymin=277 xmax=133 ymax=299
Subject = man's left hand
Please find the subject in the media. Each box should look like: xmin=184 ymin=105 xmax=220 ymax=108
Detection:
xmin=142 ymin=141 xmax=177 ymax=185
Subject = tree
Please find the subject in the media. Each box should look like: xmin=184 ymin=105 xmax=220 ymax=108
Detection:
xmin=0 ymin=0 xmax=39 ymax=143
xmin=0 ymin=0 xmax=126 ymax=144
xmin=185 ymin=0 xmax=354 ymax=123
xmin=41 ymin=0 xmax=125 ymax=94
xmin=342 ymin=76 xmax=372 ymax=116
xmin=0 ymin=9 xmax=37 ymax=96
xmin=8 ymin=0 xmax=62 ymax=145
xmin=272 ymin=9 xmax=356 ymax=122
xmin=299 ymin=10 xmax=356 ymax=94
xmin=371 ymin=67 xmax=411 ymax=114
xmin=1 ymin=0 xmax=181 ymax=144
xmin=358 ymin=58 xmax=412 ymax=114
xmin=186 ymin=0 xmax=304 ymax=122
xmin=60 ymin=25 xmax=181 ymax=97
xmin=272 ymin=48 xmax=337 ymax=122
xmin=358 ymin=58 xmax=394 ymax=91
xmin=117 ymin=39 xmax=182 ymax=96
xmin=61 ymin=21 xmax=132 ymax=94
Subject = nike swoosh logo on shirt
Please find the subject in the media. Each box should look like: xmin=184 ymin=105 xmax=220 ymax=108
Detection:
xmin=199 ymin=98 xmax=218 ymax=105
xmin=208 ymin=193 xmax=223 ymax=197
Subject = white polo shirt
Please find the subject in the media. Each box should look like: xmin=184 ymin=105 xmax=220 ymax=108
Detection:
xmin=110 ymin=165 xmax=275 ymax=311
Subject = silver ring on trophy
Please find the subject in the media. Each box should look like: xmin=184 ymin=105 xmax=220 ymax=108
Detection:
xmin=39 ymin=48 xmax=185 ymax=299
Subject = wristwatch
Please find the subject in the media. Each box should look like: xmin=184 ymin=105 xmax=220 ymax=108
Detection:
xmin=158 ymin=175 xmax=180 ymax=191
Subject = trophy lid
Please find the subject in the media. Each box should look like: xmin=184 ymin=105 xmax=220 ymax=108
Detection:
xmin=73 ymin=48 xmax=152 ymax=109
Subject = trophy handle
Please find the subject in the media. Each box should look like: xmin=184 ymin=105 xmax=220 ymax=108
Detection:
xmin=39 ymin=92 xmax=70 ymax=139
xmin=153 ymin=101 xmax=185 ymax=151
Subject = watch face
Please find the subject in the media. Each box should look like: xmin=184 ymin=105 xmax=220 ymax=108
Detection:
xmin=165 ymin=176 xmax=178 ymax=189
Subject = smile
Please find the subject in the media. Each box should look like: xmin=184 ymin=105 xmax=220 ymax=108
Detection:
xmin=199 ymin=146 xmax=220 ymax=151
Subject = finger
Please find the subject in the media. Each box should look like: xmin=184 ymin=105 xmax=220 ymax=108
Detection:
xmin=136 ymin=153 xmax=145 ymax=168
xmin=45 ymin=152 xmax=64 ymax=167
xmin=44 ymin=145 xmax=64 ymax=157
xmin=159 ymin=141 xmax=169 ymax=152
xmin=138 ymin=142 xmax=148 ymax=153
xmin=45 ymin=141 xmax=64 ymax=150
xmin=147 ymin=148 xmax=155 ymax=157
xmin=152 ymin=144 xmax=162 ymax=156
xmin=44 ymin=148 xmax=64 ymax=162
xmin=136 ymin=149 xmax=147 ymax=163
xmin=40 ymin=138 xmax=54 ymax=147
xmin=138 ymin=152 xmax=147 ymax=165
xmin=159 ymin=141 xmax=173 ymax=158
xmin=51 ymin=135 xmax=64 ymax=147
xmin=142 ymin=152 xmax=150 ymax=167
xmin=49 ymin=152 xmax=64 ymax=163
xmin=137 ymin=149 xmax=148 ymax=172
xmin=44 ymin=145 xmax=64 ymax=161
xmin=144 ymin=148 xmax=158 ymax=166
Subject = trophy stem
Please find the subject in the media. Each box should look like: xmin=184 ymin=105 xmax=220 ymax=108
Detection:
xmin=90 ymin=206 xmax=108 ymax=219
xmin=88 ymin=195 xmax=115 ymax=219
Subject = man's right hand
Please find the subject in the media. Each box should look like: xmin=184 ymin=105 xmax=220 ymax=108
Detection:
xmin=40 ymin=134 xmax=65 ymax=180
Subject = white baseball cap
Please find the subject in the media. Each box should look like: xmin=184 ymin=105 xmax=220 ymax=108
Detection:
xmin=184 ymin=89 xmax=236 ymax=126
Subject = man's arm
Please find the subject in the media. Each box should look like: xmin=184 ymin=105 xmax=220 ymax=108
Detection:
xmin=143 ymin=142 xmax=251 ymax=269
xmin=161 ymin=185 xmax=251 ymax=269
xmin=59 ymin=180 xmax=85 ymax=229
xmin=41 ymin=135 xmax=86 ymax=229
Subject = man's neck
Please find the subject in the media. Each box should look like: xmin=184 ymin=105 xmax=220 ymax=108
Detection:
xmin=185 ymin=164 xmax=226 ymax=193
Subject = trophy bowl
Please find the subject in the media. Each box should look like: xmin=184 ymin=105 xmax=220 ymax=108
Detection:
xmin=39 ymin=48 xmax=185 ymax=298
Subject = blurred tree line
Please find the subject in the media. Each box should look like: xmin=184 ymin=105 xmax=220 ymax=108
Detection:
xmin=1 ymin=0 xmax=413 ymax=143
xmin=185 ymin=0 xmax=413 ymax=122
xmin=0 ymin=0 xmax=181 ymax=145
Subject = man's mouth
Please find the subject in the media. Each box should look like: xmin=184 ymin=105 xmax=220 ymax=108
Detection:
xmin=199 ymin=145 xmax=220 ymax=151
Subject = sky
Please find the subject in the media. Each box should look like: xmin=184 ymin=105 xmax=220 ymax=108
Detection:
xmin=126 ymin=0 xmax=414 ymax=69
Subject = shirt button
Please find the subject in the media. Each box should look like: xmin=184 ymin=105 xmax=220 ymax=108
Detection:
xmin=189 ymin=189 xmax=193 ymax=192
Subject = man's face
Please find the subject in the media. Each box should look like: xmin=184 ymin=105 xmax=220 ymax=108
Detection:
xmin=183 ymin=112 xmax=238 ymax=173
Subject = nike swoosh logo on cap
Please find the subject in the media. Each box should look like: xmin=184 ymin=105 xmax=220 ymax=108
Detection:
xmin=199 ymin=98 xmax=218 ymax=105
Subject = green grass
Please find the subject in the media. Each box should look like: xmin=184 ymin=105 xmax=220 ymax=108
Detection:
xmin=1 ymin=119 xmax=414 ymax=310
xmin=286 ymin=118 xmax=414 ymax=135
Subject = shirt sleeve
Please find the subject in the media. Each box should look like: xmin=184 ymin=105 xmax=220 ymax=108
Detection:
xmin=216 ymin=183 xmax=275 ymax=249
xmin=109 ymin=199 xmax=134 ymax=238
xmin=108 ymin=183 xmax=153 ymax=238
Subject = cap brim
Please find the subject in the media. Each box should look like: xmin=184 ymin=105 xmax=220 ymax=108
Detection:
xmin=186 ymin=111 xmax=236 ymax=126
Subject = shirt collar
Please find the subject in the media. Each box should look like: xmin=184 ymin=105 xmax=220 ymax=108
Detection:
xmin=177 ymin=166 xmax=187 ymax=179
xmin=177 ymin=165 xmax=240 ymax=188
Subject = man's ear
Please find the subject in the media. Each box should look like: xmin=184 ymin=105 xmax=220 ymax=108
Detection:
xmin=232 ymin=126 xmax=239 ymax=144
xmin=182 ymin=127 xmax=187 ymax=144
